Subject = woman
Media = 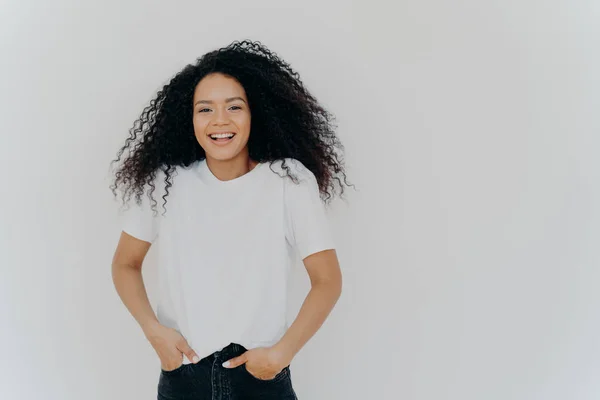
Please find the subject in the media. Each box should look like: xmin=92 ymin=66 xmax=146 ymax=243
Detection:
xmin=110 ymin=40 xmax=350 ymax=399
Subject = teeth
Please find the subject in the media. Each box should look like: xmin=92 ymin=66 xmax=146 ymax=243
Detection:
xmin=210 ymin=132 xmax=235 ymax=139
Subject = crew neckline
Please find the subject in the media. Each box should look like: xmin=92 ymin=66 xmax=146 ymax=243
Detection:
xmin=197 ymin=159 xmax=266 ymax=186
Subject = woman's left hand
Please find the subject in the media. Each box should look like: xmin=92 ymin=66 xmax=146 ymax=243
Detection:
xmin=222 ymin=346 xmax=289 ymax=380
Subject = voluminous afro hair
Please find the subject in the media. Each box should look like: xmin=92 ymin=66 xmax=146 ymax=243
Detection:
xmin=110 ymin=40 xmax=351 ymax=215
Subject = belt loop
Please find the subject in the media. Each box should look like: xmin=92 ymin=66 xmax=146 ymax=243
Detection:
xmin=234 ymin=342 xmax=244 ymax=355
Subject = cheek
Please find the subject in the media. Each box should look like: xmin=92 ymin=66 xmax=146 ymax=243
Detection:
xmin=235 ymin=113 xmax=251 ymax=133
xmin=193 ymin=116 xmax=208 ymax=134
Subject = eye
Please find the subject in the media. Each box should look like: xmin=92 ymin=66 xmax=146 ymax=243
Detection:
xmin=229 ymin=105 xmax=242 ymax=111
xmin=198 ymin=108 xmax=211 ymax=113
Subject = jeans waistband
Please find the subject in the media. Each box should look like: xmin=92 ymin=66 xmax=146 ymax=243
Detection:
xmin=212 ymin=342 xmax=247 ymax=362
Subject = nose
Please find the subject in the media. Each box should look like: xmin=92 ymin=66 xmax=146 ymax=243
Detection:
xmin=211 ymin=107 xmax=230 ymax=126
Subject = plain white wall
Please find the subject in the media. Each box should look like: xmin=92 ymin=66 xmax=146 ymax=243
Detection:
xmin=1 ymin=0 xmax=598 ymax=399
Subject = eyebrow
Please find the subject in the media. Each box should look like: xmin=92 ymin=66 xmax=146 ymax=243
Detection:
xmin=194 ymin=97 xmax=247 ymax=106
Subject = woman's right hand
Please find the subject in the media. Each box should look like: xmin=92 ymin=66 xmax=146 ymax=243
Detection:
xmin=144 ymin=322 xmax=200 ymax=371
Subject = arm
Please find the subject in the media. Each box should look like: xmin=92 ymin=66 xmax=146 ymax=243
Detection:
xmin=111 ymin=231 xmax=160 ymax=334
xmin=221 ymin=248 xmax=342 ymax=376
xmin=111 ymin=231 xmax=200 ymax=368
xmin=273 ymin=248 xmax=342 ymax=365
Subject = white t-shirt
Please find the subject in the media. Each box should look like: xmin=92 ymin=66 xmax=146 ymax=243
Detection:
xmin=120 ymin=158 xmax=335 ymax=363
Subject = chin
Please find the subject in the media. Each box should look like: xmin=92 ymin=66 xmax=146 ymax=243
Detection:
xmin=203 ymin=147 xmax=246 ymax=162
xmin=200 ymin=137 xmax=250 ymax=162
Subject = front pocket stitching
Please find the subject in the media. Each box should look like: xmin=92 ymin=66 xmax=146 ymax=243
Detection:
xmin=243 ymin=364 xmax=289 ymax=383
xmin=161 ymin=363 xmax=187 ymax=376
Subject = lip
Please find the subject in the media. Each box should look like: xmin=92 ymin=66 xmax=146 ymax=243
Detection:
xmin=207 ymin=131 xmax=236 ymax=146
xmin=207 ymin=131 xmax=236 ymax=136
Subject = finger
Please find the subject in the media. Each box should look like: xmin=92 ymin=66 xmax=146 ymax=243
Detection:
xmin=177 ymin=340 xmax=200 ymax=364
xmin=222 ymin=352 xmax=247 ymax=368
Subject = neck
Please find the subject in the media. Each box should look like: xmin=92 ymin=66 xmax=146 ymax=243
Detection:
xmin=205 ymin=153 xmax=258 ymax=182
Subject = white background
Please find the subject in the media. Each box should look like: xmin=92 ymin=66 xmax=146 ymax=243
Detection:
xmin=1 ymin=1 xmax=599 ymax=399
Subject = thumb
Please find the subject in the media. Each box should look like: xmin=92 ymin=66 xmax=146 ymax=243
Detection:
xmin=177 ymin=340 xmax=200 ymax=364
xmin=222 ymin=352 xmax=248 ymax=368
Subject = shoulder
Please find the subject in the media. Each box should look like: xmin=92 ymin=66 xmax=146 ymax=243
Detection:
xmin=267 ymin=158 xmax=316 ymax=183
xmin=146 ymin=167 xmax=170 ymax=193
xmin=140 ymin=164 xmax=186 ymax=202
xmin=154 ymin=162 xmax=196 ymax=187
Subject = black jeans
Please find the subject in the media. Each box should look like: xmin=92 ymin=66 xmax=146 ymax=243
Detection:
xmin=157 ymin=343 xmax=298 ymax=400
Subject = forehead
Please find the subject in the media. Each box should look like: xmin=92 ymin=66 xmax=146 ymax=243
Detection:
xmin=193 ymin=73 xmax=247 ymax=100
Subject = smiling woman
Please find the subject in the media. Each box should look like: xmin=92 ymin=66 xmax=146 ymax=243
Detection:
xmin=109 ymin=40 xmax=351 ymax=399
xmin=193 ymin=74 xmax=252 ymax=165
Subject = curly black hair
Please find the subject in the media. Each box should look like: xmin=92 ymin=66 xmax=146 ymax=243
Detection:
xmin=110 ymin=40 xmax=351 ymax=215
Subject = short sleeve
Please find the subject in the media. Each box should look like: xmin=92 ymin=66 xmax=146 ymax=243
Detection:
xmin=120 ymin=189 xmax=161 ymax=244
xmin=284 ymin=160 xmax=335 ymax=260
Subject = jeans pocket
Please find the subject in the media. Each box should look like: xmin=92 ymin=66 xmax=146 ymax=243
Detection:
xmin=242 ymin=364 xmax=289 ymax=383
xmin=161 ymin=362 xmax=187 ymax=376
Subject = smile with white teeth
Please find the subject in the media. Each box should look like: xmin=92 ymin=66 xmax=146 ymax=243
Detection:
xmin=209 ymin=132 xmax=236 ymax=141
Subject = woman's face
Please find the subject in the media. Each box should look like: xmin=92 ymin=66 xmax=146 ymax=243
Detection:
xmin=192 ymin=73 xmax=251 ymax=163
